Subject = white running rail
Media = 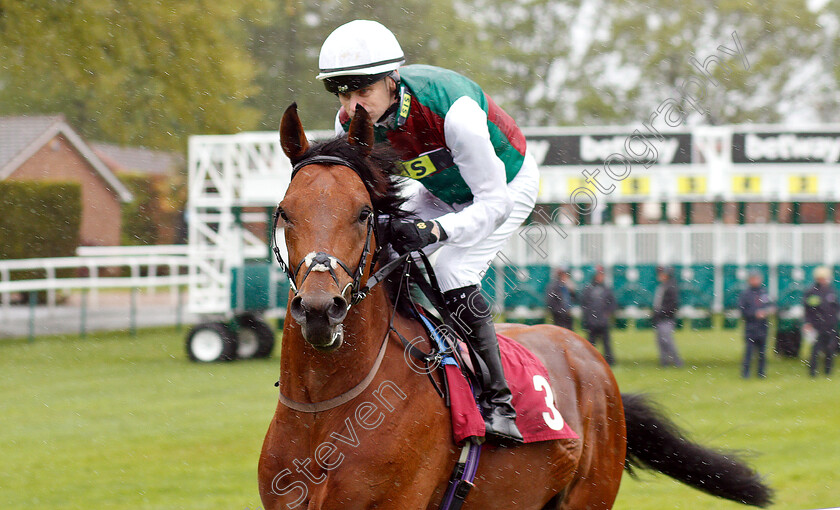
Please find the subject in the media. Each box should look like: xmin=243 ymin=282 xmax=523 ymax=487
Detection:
xmin=0 ymin=249 xmax=190 ymax=318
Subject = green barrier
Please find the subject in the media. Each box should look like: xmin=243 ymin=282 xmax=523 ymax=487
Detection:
xmin=506 ymin=317 xmax=545 ymax=326
xmin=674 ymin=264 xmax=715 ymax=309
xmin=777 ymin=317 xmax=802 ymax=332
xmin=613 ymin=264 xmax=656 ymax=308
xmin=480 ymin=265 xmax=497 ymax=306
xmin=502 ymin=265 xmax=551 ymax=310
xmin=231 ymin=261 xmax=290 ymax=312
xmin=723 ymin=310 xmax=740 ymax=329
xmin=777 ymin=264 xmax=817 ymax=309
xmin=636 ymin=317 xmax=654 ymax=329
xmin=574 ymin=265 xmax=598 ymax=287
xmin=722 ymin=264 xmax=743 ymax=309
xmin=723 ymin=264 xmax=769 ymax=307
xmin=691 ymin=317 xmax=713 ymax=330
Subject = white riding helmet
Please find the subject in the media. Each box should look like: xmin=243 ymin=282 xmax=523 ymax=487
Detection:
xmin=317 ymin=20 xmax=404 ymax=94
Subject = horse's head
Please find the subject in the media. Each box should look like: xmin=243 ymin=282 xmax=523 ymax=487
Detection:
xmin=277 ymin=103 xmax=400 ymax=351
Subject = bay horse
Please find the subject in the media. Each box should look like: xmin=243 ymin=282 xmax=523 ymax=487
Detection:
xmin=258 ymin=103 xmax=773 ymax=509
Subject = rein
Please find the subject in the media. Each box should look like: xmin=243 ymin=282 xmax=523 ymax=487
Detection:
xmin=276 ymin=328 xmax=390 ymax=413
xmin=272 ymin=152 xmax=480 ymax=507
xmin=270 ymin=207 xmax=375 ymax=304
xmin=273 ymin=251 xmax=443 ymax=413
xmin=271 ymin=154 xmax=413 ymax=307
xmin=271 ymin=153 xmax=437 ymax=412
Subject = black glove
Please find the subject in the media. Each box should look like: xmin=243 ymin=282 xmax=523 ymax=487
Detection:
xmin=389 ymin=218 xmax=446 ymax=254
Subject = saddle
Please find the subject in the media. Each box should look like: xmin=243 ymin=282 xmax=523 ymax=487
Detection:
xmin=393 ymin=254 xmax=578 ymax=445
xmin=415 ymin=308 xmax=578 ymax=445
xmin=379 ymin=252 xmax=578 ymax=510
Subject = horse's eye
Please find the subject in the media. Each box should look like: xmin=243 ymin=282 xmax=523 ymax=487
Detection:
xmin=358 ymin=208 xmax=372 ymax=223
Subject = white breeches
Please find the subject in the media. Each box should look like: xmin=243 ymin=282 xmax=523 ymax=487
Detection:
xmin=405 ymin=152 xmax=540 ymax=292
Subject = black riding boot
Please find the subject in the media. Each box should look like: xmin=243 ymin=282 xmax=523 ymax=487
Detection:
xmin=444 ymin=285 xmax=524 ymax=445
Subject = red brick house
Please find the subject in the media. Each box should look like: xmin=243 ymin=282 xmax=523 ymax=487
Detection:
xmin=0 ymin=115 xmax=133 ymax=246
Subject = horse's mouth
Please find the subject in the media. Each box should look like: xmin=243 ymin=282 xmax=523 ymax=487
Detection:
xmin=304 ymin=323 xmax=344 ymax=352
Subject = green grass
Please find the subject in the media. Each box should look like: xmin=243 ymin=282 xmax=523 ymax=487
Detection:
xmin=0 ymin=328 xmax=277 ymax=510
xmin=0 ymin=325 xmax=837 ymax=509
xmin=611 ymin=327 xmax=839 ymax=510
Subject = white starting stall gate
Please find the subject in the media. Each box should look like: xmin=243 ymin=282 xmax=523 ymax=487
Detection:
xmin=186 ymin=124 xmax=840 ymax=359
xmin=186 ymin=130 xmax=331 ymax=361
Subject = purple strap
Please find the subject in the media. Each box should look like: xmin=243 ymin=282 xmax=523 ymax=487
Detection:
xmin=440 ymin=439 xmax=483 ymax=509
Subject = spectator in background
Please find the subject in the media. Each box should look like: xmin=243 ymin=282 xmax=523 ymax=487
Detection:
xmin=545 ymin=267 xmax=576 ymax=330
xmin=738 ymin=271 xmax=774 ymax=378
xmin=581 ymin=266 xmax=616 ymax=365
xmin=652 ymin=266 xmax=683 ymax=367
xmin=803 ymin=266 xmax=839 ymax=378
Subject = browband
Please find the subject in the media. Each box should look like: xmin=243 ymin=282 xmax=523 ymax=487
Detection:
xmin=292 ymin=155 xmax=361 ymax=180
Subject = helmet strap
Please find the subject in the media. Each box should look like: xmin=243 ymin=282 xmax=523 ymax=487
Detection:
xmin=376 ymin=100 xmax=400 ymax=125
xmin=387 ymin=71 xmax=401 ymax=99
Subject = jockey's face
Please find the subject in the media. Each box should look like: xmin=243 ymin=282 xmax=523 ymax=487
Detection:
xmin=338 ymin=75 xmax=398 ymax=123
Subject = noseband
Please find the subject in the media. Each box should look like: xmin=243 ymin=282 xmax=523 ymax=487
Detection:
xmin=271 ymin=152 xmax=441 ymax=414
xmin=270 ymin=155 xmax=379 ymax=307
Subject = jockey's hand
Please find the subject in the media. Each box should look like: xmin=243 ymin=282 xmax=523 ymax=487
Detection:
xmin=389 ymin=218 xmax=447 ymax=254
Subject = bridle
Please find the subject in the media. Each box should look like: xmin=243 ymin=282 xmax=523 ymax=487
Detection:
xmin=270 ymin=154 xmax=403 ymax=309
xmin=270 ymin=153 xmax=452 ymax=416
xmin=270 ymin=152 xmax=419 ymax=414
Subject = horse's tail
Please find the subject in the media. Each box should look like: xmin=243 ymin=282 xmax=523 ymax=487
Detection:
xmin=621 ymin=393 xmax=773 ymax=507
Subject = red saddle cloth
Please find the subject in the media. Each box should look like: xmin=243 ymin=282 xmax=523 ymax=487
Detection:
xmin=446 ymin=334 xmax=579 ymax=445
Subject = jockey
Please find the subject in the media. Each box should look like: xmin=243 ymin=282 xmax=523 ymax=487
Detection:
xmin=317 ymin=20 xmax=539 ymax=444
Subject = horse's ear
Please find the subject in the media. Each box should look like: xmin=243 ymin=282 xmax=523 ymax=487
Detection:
xmin=347 ymin=104 xmax=374 ymax=156
xmin=279 ymin=103 xmax=310 ymax=162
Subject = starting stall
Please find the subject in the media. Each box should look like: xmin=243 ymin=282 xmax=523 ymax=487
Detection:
xmin=184 ymin=123 xmax=840 ymax=358
xmin=185 ymin=130 xmax=330 ymax=361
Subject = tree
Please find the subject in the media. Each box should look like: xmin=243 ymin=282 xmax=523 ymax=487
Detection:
xmin=470 ymin=0 xmax=581 ymax=125
xmin=814 ymin=0 xmax=840 ymax=122
xmin=562 ymin=0 xmax=825 ymax=125
xmin=246 ymin=0 xmax=495 ymax=131
xmin=2 ymin=0 xmax=827 ymax=145
xmin=0 ymin=0 xmax=265 ymax=149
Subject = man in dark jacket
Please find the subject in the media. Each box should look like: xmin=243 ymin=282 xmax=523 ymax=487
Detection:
xmin=545 ymin=267 xmax=576 ymax=330
xmin=738 ymin=271 xmax=774 ymax=378
xmin=652 ymin=266 xmax=683 ymax=367
xmin=803 ymin=266 xmax=839 ymax=378
xmin=581 ymin=266 xmax=616 ymax=365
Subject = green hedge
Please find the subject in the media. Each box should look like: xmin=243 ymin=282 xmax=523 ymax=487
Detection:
xmin=0 ymin=181 xmax=81 ymax=261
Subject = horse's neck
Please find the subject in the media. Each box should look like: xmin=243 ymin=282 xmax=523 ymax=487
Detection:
xmin=279 ymin=286 xmax=401 ymax=403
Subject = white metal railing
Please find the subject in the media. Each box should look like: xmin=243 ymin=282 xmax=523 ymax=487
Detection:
xmin=4 ymin=224 xmax=839 ymax=319
xmin=502 ymin=223 xmax=840 ymax=268
xmin=497 ymin=223 xmax=840 ymax=312
xmin=0 ymin=250 xmax=190 ymax=317
xmin=76 ymin=245 xmax=189 ymax=257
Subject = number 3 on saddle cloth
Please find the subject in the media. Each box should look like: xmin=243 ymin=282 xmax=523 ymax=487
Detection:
xmin=417 ymin=315 xmax=579 ymax=445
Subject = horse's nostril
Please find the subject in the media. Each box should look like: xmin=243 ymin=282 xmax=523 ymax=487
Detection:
xmin=328 ymin=296 xmax=349 ymax=321
xmin=291 ymin=293 xmax=346 ymax=326
xmin=290 ymin=296 xmax=305 ymax=321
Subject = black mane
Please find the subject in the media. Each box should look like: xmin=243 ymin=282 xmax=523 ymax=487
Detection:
xmin=292 ymin=136 xmax=411 ymax=221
